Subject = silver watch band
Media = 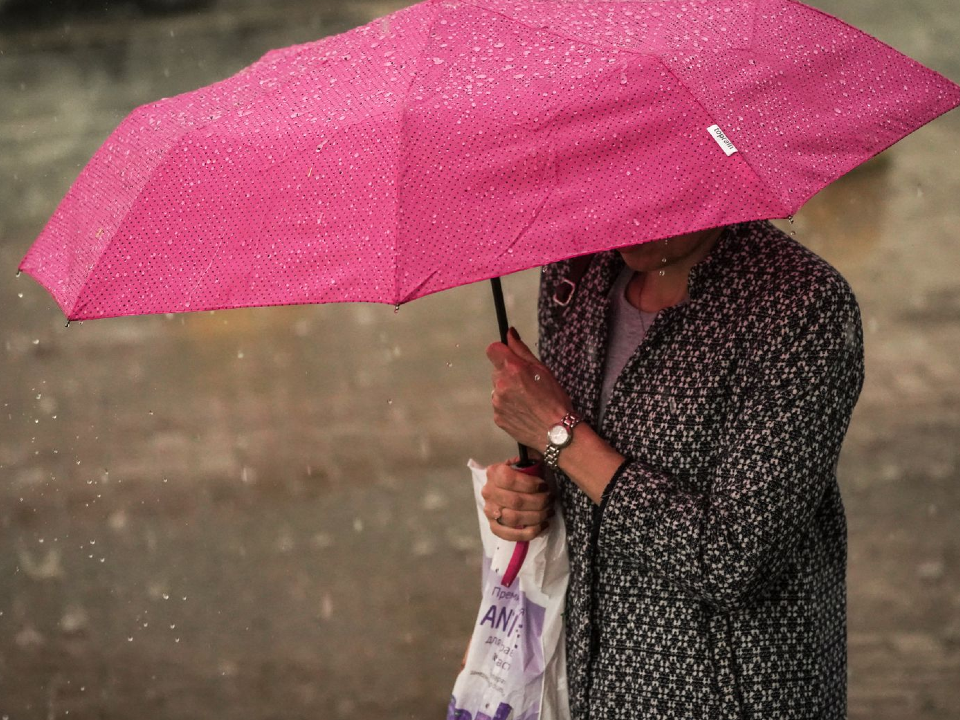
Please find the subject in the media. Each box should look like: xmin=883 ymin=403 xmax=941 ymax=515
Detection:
xmin=544 ymin=412 xmax=582 ymax=468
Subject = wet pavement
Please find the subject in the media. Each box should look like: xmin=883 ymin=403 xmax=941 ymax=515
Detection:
xmin=1 ymin=0 xmax=959 ymax=718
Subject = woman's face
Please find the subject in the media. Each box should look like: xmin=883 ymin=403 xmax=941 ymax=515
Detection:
xmin=616 ymin=227 xmax=722 ymax=274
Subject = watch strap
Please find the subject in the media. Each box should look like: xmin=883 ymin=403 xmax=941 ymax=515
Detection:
xmin=544 ymin=412 xmax=583 ymax=468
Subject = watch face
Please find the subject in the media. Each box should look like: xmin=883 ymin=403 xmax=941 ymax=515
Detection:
xmin=548 ymin=424 xmax=571 ymax=445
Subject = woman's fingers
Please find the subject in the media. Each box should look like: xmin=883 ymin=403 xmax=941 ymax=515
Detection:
xmin=481 ymin=459 xmax=556 ymax=541
xmin=484 ymin=462 xmax=551 ymax=508
xmin=488 ymin=517 xmax=551 ymax=542
xmin=483 ymin=498 xmax=554 ymax=529
xmin=486 ymin=484 xmax=552 ymax=512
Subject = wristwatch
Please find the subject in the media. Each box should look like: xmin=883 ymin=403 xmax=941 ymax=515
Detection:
xmin=543 ymin=412 xmax=583 ymax=469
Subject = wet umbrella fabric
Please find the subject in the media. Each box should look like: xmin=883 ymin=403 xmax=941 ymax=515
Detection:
xmin=18 ymin=0 xmax=960 ymax=321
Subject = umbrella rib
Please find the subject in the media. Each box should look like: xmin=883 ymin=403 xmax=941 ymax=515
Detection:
xmin=66 ymin=104 xmax=258 ymax=319
xmin=395 ymin=2 xmax=446 ymax=306
xmin=469 ymin=2 xmax=649 ymax=59
xmin=402 ymin=266 xmax=442 ymax=303
xmin=498 ymin=142 xmax=558 ymax=263
xmin=462 ymin=3 xmax=793 ymax=217
xmin=654 ymin=57 xmax=791 ymax=216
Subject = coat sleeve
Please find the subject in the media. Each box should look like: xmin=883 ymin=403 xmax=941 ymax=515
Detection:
xmin=595 ymin=278 xmax=865 ymax=612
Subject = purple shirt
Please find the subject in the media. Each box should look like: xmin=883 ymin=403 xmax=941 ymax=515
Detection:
xmin=597 ymin=265 xmax=688 ymax=426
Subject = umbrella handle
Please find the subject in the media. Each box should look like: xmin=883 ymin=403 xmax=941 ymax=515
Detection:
xmin=498 ymin=460 xmax=544 ymax=588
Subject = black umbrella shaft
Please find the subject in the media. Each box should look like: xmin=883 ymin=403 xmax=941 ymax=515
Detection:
xmin=490 ymin=277 xmax=533 ymax=467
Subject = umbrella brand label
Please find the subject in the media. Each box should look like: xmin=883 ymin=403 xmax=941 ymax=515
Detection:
xmin=707 ymin=125 xmax=738 ymax=156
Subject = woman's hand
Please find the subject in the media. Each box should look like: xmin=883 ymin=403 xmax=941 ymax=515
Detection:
xmin=481 ymin=456 xmax=555 ymax=542
xmin=486 ymin=327 xmax=574 ymax=451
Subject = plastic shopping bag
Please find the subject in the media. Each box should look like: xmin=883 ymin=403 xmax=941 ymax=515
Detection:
xmin=448 ymin=459 xmax=570 ymax=720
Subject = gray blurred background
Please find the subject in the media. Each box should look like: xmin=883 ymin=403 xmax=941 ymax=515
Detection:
xmin=1 ymin=0 xmax=958 ymax=718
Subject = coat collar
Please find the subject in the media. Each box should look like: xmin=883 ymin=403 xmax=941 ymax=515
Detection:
xmin=582 ymin=222 xmax=741 ymax=304
xmin=557 ymin=223 xmax=742 ymax=426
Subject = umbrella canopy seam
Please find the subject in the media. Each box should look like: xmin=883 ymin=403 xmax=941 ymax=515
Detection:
xmin=66 ymin=106 xmax=266 ymax=319
xmin=465 ymin=0 xmax=655 ymax=59
xmin=396 ymin=1 xmax=445 ymax=306
xmin=654 ymin=56 xmax=792 ymax=215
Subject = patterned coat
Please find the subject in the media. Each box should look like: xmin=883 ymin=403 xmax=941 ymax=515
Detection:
xmin=536 ymin=221 xmax=865 ymax=720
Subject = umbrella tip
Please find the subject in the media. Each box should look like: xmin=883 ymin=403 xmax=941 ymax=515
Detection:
xmin=65 ymin=320 xmax=71 ymax=328
xmin=15 ymin=270 xmax=21 ymax=278
xmin=394 ymin=304 xmax=400 ymax=314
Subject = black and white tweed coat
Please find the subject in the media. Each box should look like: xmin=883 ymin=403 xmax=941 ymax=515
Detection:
xmin=536 ymin=221 xmax=864 ymax=720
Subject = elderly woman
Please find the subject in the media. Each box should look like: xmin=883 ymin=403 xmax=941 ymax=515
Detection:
xmin=484 ymin=220 xmax=864 ymax=719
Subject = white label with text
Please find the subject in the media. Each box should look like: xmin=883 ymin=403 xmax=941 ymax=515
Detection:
xmin=707 ymin=124 xmax=738 ymax=156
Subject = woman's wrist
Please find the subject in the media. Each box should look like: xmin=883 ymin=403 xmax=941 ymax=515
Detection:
xmin=554 ymin=421 xmax=626 ymax=505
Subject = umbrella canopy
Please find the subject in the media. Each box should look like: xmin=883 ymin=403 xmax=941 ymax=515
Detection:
xmin=19 ymin=0 xmax=960 ymax=320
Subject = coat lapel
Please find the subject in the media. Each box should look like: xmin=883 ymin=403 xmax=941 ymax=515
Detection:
xmin=550 ymin=250 xmax=625 ymax=428
xmin=547 ymin=225 xmax=738 ymax=430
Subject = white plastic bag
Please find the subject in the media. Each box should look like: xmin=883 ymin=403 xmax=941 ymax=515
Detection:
xmin=448 ymin=459 xmax=570 ymax=720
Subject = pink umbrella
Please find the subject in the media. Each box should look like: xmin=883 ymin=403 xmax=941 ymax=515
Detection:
xmin=18 ymin=0 xmax=960 ymax=321
xmin=17 ymin=0 xmax=960 ymax=584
